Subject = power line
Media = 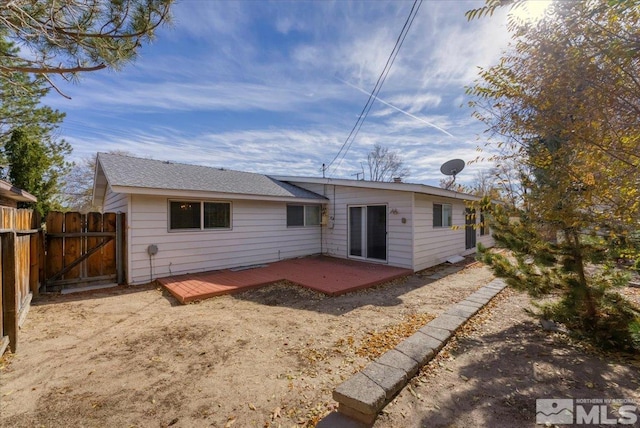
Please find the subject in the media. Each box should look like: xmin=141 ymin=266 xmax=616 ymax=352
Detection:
xmin=326 ymin=0 xmax=423 ymax=176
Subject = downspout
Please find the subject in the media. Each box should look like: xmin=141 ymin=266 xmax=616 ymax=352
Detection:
xmin=320 ymin=214 xmax=323 ymax=255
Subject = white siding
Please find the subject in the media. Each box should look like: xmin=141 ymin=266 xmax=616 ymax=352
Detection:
xmin=127 ymin=195 xmax=321 ymax=284
xmin=290 ymin=183 xmax=414 ymax=269
xmin=413 ymin=194 xmax=480 ymax=271
xmin=103 ymin=187 xmax=129 ymax=213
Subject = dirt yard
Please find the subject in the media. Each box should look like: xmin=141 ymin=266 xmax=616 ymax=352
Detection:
xmin=2 ymin=259 xmax=639 ymax=427
xmin=375 ymin=287 xmax=640 ymax=427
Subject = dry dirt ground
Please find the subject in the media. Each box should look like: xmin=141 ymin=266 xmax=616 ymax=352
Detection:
xmin=375 ymin=287 xmax=640 ymax=428
xmin=1 ymin=259 xmax=639 ymax=428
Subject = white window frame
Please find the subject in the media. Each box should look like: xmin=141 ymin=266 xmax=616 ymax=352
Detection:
xmin=168 ymin=200 xmax=232 ymax=232
xmin=433 ymin=203 xmax=453 ymax=228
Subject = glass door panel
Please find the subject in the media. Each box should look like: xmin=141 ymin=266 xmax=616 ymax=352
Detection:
xmin=349 ymin=206 xmax=364 ymax=257
xmin=367 ymin=205 xmax=387 ymax=260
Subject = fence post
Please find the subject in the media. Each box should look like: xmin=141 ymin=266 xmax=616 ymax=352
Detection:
xmin=30 ymin=233 xmax=39 ymax=297
xmin=2 ymin=232 xmax=18 ymax=352
xmin=38 ymin=229 xmax=45 ymax=288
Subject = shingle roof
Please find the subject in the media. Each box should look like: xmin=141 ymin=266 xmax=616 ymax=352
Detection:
xmin=97 ymin=153 xmax=327 ymax=201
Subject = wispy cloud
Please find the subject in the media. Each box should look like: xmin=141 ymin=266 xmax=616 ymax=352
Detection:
xmin=47 ymin=0 xmax=512 ymax=186
xmin=336 ymin=77 xmax=455 ymax=137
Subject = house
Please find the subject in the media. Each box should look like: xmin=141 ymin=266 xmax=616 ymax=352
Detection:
xmin=0 ymin=179 xmax=37 ymax=208
xmin=92 ymin=153 xmax=493 ymax=285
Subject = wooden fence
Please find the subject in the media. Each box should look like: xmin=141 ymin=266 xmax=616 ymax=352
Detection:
xmin=0 ymin=210 xmax=126 ymax=355
xmin=1 ymin=208 xmax=41 ymax=355
xmin=45 ymin=212 xmax=125 ymax=291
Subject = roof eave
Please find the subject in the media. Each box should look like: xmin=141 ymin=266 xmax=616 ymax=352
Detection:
xmin=272 ymin=176 xmax=482 ymax=201
xmin=0 ymin=179 xmax=38 ymax=203
xmin=109 ymin=185 xmax=328 ymax=204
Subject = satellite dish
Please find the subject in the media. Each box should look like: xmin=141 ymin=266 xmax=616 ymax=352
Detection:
xmin=440 ymin=159 xmax=465 ymax=189
xmin=440 ymin=159 xmax=465 ymax=177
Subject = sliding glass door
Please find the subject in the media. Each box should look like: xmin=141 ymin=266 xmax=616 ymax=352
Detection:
xmin=348 ymin=205 xmax=387 ymax=261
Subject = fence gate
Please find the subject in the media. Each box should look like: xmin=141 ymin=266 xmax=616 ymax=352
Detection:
xmin=1 ymin=207 xmax=40 ymax=354
xmin=45 ymin=212 xmax=125 ymax=291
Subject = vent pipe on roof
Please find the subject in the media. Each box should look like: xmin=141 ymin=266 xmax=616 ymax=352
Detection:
xmin=393 ymin=177 xmax=402 ymax=183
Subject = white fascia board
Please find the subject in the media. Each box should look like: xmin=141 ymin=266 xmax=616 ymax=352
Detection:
xmin=272 ymin=176 xmax=482 ymax=202
xmin=109 ymin=185 xmax=328 ymax=204
xmin=92 ymin=158 xmax=109 ymax=207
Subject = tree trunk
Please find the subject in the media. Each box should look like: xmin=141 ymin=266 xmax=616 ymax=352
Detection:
xmin=566 ymin=228 xmax=598 ymax=325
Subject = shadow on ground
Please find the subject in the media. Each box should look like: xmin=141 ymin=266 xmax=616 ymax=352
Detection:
xmin=30 ymin=257 xmax=480 ymax=315
xmin=409 ymin=315 xmax=640 ymax=427
xmin=230 ymin=258 xmax=479 ymax=316
xmin=30 ymin=282 xmax=171 ymax=306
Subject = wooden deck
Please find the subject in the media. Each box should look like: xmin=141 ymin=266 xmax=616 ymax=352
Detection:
xmin=158 ymin=256 xmax=412 ymax=304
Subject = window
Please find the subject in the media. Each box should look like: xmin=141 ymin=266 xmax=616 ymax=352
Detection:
xmin=204 ymin=202 xmax=230 ymax=229
xmin=287 ymin=205 xmax=304 ymax=227
xmin=169 ymin=201 xmax=231 ymax=231
xmin=480 ymin=211 xmax=488 ymax=236
xmin=170 ymin=201 xmax=200 ymax=230
xmin=433 ymin=203 xmax=452 ymax=227
xmin=287 ymin=204 xmax=321 ymax=227
xmin=305 ymin=205 xmax=321 ymax=226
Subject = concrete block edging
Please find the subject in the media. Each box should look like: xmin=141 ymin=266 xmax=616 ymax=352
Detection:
xmin=329 ymin=278 xmax=507 ymax=425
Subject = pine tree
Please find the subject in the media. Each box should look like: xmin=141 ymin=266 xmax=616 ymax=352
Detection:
xmin=1 ymin=0 xmax=173 ymax=95
xmin=0 ymin=36 xmax=65 ymax=145
xmin=469 ymin=0 xmax=640 ymax=351
xmin=2 ymin=127 xmax=72 ymax=216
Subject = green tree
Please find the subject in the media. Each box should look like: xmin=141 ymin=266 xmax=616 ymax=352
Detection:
xmin=0 ymin=36 xmax=65 ymax=144
xmin=2 ymin=127 xmax=72 ymax=216
xmin=468 ymin=0 xmax=640 ymax=351
xmin=1 ymin=0 xmax=173 ymax=95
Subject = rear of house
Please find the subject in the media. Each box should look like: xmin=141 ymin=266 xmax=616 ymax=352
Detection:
xmin=276 ymin=177 xmax=494 ymax=272
xmin=93 ymin=154 xmax=328 ymax=284
xmin=93 ymin=154 xmax=494 ymax=285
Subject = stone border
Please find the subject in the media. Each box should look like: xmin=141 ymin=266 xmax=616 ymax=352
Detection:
xmin=325 ymin=279 xmax=507 ymax=426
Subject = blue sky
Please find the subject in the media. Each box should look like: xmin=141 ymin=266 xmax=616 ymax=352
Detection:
xmin=44 ymin=0 xmax=523 ymax=186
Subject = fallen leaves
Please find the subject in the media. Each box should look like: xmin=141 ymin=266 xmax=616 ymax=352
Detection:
xmin=407 ymin=385 xmax=421 ymax=399
xmin=271 ymin=406 xmax=281 ymax=420
xmin=355 ymin=312 xmax=435 ymax=360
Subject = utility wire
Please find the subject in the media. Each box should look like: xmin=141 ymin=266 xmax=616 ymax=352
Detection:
xmin=326 ymin=0 xmax=423 ymax=176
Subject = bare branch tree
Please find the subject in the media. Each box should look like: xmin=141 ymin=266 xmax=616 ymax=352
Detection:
xmin=438 ymin=177 xmax=466 ymax=193
xmin=366 ymin=144 xmax=410 ymax=182
xmin=62 ymin=150 xmax=131 ymax=212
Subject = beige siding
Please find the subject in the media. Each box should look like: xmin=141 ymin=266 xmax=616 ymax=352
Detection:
xmin=477 ymin=211 xmax=496 ymax=249
xmin=290 ymin=183 xmax=414 ymax=269
xmin=413 ymin=194 xmax=479 ymax=271
xmin=128 ymin=195 xmax=321 ymax=284
xmin=103 ymin=187 xmax=129 ymax=213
